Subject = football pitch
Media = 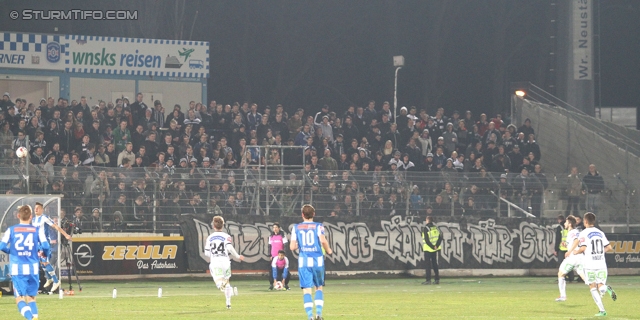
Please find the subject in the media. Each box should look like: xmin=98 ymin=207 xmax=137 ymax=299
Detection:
xmin=1 ymin=276 xmax=638 ymax=319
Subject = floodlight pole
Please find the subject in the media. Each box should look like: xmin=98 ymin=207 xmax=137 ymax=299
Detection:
xmin=393 ymin=55 xmax=404 ymax=124
xmin=394 ymin=66 xmax=401 ymax=124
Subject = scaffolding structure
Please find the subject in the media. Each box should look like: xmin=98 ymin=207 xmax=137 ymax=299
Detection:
xmin=243 ymin=145 xmax=306 ymax=216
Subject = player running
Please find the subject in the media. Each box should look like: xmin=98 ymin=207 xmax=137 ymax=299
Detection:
xmin=575 ymin=212 xmax=617 ymax=317
xmin=0 ymin=205 xmax=49 ymax=320
xmin=555 ymin=215 xmax=585 ymax=301
xmin=290 ymin=204 xmax=332 ymax=320
xmin=204 ymin=216 xmax=245 ymax=309
xmin=32 ymin=202 xmax=71 ymax=293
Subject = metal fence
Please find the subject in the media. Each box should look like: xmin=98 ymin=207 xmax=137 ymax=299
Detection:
xmin=1 ymin=160 xmax=635 ymax=234
xmin=512 ymin=94 xmax=640 ymax=230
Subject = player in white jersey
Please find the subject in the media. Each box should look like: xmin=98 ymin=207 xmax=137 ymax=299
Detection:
xmin=204 ymin=216 xmax=245 ymax=309
xmin=575 ymin=212 xmax=617 ymax=317
xmin=555 ymin=215 xmax=585 ymax=301
xmin=32 ymin=202 xmax=71 ymax=293
xmin=0 ymin=205 xmax=49 ymax=320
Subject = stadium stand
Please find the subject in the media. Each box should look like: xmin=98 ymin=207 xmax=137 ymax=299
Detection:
xmin=0 ymin=92 xmax=633 ymax=233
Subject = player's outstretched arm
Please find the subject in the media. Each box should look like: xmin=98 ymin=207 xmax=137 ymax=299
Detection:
xmin=53 ymin=224 xmax=72 ymax=240
xmin=226 ymin=243 xmax=244 ymax=261
xmin=604 ymin=244 xmax=612 ymax=253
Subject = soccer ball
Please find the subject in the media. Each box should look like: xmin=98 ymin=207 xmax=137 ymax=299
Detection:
xmin=273 ymin=281 xmax=283 ymax=290
xmin=15 ymin=146 xmax=28 ymax=158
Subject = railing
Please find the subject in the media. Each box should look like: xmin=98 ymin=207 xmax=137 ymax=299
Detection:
xmin=3 ymin=163 xmax=635 ymax=234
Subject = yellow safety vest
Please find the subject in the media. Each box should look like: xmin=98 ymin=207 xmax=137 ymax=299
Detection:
xmin=422 ymin=226 xmax=441 ymax=252
xmin=559 ymin=229 xmax=568 ymax=251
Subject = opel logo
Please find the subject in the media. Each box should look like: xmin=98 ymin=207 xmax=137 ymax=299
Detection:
xmin=74 ymin=244 xmax=94 ymax=267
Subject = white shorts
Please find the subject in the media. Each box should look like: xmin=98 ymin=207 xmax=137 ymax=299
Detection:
xmin=209 ymin=260 xmax=231 ymax=289
xmin=583 ymin=268 xmax=608 ymax=286
xmin=559 ymin=254 xmax=583 ymax=277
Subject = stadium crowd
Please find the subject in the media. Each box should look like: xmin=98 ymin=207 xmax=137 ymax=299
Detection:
xmin=0 ymin=91 xmax=603 ymax=233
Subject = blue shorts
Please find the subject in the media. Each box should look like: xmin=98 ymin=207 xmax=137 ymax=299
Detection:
xmin=298 ymin=266 xmax=324 ymax=289
xmin=12 ymin=274 xmax=40 ymax=297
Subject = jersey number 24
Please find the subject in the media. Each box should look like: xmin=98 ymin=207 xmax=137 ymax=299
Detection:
xmin=15 ymin=233 xmax=35 ymax=251
xmin=211 ymin=242 xmax=226 ymax=256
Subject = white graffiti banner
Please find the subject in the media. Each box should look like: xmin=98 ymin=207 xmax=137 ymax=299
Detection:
xmin=193 ymin=217 xmax=558 ymax=268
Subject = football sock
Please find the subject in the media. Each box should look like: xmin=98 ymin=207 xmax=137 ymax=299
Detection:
xmin=315 ymin=290 xmax=324 ymax=317
xmin=303 ymin=293 xmax=313 ymax=318
xmin=28 ymin=301 xmax=38 ymax=319
xmin=598 ymin=284 xmax=607 ymax=297
xmin=224 ymin=284 xmax=233 ymax=306
xmin=42 ymin=265 xmax=51 ymax=279
xmin=558 ymin=277 xmax=566 ymax=297
xmin=44 ymin=264 xmax=59 ymax=283
xmin=17 ymin=301 xmax=33 ymax=320
xmin=590 ymin=288 xmax=605 ymax=312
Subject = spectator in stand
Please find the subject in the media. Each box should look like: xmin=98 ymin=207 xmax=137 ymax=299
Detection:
xmin=524 ymin=133 xmax=541 ymax=161
xmin=501 ymin=130 xmax=516 ymax=152
xmin=518 ymin=118 xmax=535 ymax=137
xmin=565 ymin=167 xmax=583 ymax=216
xmin=476 ymin=113 xmax=489 ymax=136
xmin=512 ymin=167 xmax=533 ymax=213
xmin=113 ymin=120 xmax=130 ymax=153
xmin=417 ymin=129 xmax=433 ymax=158
xmin=431 ymin=194 xmax=448 ymax=216
xmin=508 ymin=144 xmax=524 ymax=172
xmin=583 ymin=164 xmax=604 ymax=214
xmin=442 ymin=123 xmax=457 ymax=154
xmin=384 ymin=123 xmax=400 ymax=149
xmin=12 ymin=130 xmax=28 ymax=149
xmin=456 ymin=120 xmax=470 ymax=152
xmin=432 ymin=146 xmax=446 ymax=170
xmin=463 ymin=197 xmax=477 ymax=216
xmin=117 ymin=142 xmax=135 ymax=167
xmin=531 ymin=164 xmax=548 ymax=218
xmin=318 ymin=149 xmax=337 ymax=172
xmin=88 ymin=208 xmax=102 ymax=232
xmin=482 ymin=121 xmax=501 ymax=147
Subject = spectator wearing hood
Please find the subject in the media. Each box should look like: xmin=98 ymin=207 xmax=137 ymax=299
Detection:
xmin=583 ymin=164 xmax=605 ymax=214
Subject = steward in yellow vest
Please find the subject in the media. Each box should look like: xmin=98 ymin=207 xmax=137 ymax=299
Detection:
xmin=421 ymin=216 xmax=442 ymax=285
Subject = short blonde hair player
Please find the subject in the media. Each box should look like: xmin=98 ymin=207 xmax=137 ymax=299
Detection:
xmin=204 ymin=216 xmax=245 ymax=309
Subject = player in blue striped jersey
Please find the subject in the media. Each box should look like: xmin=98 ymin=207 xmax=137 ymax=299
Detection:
xmin=0 ymin=204 xmax=49 ymax=320
xmin=32 ymin=202 xmax=71 ymax=293
xmin=290 ymin=204 xmax=332 ymax=320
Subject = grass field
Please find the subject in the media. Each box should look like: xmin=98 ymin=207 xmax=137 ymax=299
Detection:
xmin=1 ymin=276 xmax=638 ymax=319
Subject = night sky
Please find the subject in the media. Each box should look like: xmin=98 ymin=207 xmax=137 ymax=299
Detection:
xmin=1 ymin=0 xmax=638 ymax=117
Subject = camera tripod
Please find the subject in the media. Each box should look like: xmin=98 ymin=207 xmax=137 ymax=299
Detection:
xmin=60 ymin=240 xmax=82 ymax=293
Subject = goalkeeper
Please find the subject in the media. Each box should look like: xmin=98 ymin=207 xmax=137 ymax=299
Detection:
xmin=270 ymin=250 xmax=291 ymax=290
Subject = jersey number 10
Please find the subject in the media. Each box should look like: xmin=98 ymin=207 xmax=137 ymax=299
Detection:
xmin=591 ymin=239 xmax=603 ymax=255
xmin=299 ymin=230 xmax=315 ymax=246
